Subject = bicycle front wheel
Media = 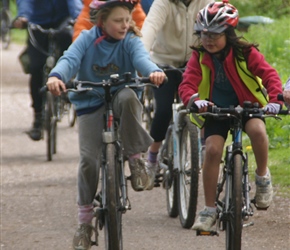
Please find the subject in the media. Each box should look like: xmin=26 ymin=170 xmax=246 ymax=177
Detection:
xmin=226 ymin=154 xmax=243 ymax=250
xmin=177 ymin=115 xmax=199 ymax=228
xmin=104 ymin=144 xmax=123 ymax=250
xmin=45 ymin=92 xmax=57 ymax=161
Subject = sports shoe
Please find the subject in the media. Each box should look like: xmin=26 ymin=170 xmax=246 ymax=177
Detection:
xmin=255 ymin=171 xmax=273 ymax=208
xmin=192 ymin=208 xmax=216 ymax=231
xmin=128 ymin=158 xmax=149 ymax=191
xmin=145 ymin=161 xmax=158 ymax=190
xmin=73 ymin=223 xmax=93 ymax=250
xmin=26 ymin=112 xmax=42 ymax=141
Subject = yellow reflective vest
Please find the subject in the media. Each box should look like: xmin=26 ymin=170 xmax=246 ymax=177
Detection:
xmin=190 ymin=51 xmax=269 ymax=128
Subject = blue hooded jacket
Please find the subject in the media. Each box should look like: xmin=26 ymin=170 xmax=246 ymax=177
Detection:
xmin=49 ymin=27 xmax=162 ymax=114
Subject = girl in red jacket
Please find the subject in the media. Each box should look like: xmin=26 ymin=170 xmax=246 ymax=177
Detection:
xmin=178 ymin=1 xmax=283 ymax=232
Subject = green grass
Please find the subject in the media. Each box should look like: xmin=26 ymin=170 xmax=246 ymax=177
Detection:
xmin=11 ymin=29 xmax=27 ymax=44
xmin=245 ymin=147 xmax=290 ymax=197
xmin=243 ymin=114 xmax=290 ymax=197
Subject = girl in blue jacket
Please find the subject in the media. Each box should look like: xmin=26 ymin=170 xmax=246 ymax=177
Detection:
xmin=46 ymin=0 xmax=166 ymax=249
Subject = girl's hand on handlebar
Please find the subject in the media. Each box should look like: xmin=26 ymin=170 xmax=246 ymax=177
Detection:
xmin=149 ymin=71 xmax=167 ymax=86
xmin=46 ymin=77 xmax=66 ymax=96
xmin=194 ymin=100 xmax=213 ymax=113
xmin=264 ymin=103 xmax=281 ymax=114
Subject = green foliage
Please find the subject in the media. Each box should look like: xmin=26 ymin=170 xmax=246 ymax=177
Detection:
xmin=237 ymin=16 xmax=290 ymax=84
xmin=230 ymin=0 xmax=290 ymax=18
xmin=266 ymin=115 xmax=290 ymax=148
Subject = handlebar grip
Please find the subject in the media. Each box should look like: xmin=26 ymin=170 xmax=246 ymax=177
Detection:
xmin=65 ymin=80 xmax=77 ymax=89
xmin=163 ymin=76 xmax=168 ymax=84
xmin=279 ymin=109 xmax=290 ymax=115
xmin=40 ymin=85 xmax=48 ymax=94
xmin=277 ymin=93 xmax=284 ymax=101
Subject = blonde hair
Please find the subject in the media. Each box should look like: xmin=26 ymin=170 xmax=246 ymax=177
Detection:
xmin=90 ymin=5 xmax=142 ymax=37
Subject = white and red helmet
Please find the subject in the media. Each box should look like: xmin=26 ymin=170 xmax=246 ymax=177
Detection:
xmin=194 ymin=0 xmax=239 ymax=33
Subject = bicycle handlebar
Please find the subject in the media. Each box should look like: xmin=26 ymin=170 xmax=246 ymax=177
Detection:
xmin=188 ymin=93 xmax=289 ymax=117
xmin=26 ymin=19 xmax=74 ymax=56
xmin=27 ymin=19 xmax=74 ymax=34
xmin=277 ymin=93 xmax=284 ymax=101
xmin=40 ymin=72 xmax=168 ymax=93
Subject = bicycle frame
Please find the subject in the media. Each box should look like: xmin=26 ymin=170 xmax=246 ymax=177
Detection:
xmin=215 ymin=112 xmax=254 ymax=235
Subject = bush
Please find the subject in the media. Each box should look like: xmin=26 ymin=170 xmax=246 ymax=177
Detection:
xmin=230 ymin=0 xmax=290 ymax=18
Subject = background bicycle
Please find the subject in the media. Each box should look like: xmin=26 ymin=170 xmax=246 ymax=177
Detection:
xmin=32 ymin=19 xmax=76 ymax=161
xmin=190 ymin=93 xmax=289 ymax=250
xmin=147 ymin=65 xmax=202 ymax=229
xmin=0 ymin=0 xmax=11 ymax=49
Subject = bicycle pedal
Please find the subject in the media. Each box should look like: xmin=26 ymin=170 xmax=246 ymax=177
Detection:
xmin=196 ymin=230 xmax=219 ymax=236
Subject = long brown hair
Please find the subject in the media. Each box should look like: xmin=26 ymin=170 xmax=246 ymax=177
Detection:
xmin=190 ymin=28 xmax=259 ymax=61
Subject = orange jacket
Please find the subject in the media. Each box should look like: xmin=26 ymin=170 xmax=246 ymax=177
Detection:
xmin=73 ymin=0 xmax=146 ymax=41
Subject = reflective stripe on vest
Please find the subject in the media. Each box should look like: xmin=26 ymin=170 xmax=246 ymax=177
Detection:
xmin=190 ymin=51 xmax=269 ymax=128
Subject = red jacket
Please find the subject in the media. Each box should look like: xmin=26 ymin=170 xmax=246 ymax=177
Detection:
xmin=179 ymin=47 xmax=283 ymax=107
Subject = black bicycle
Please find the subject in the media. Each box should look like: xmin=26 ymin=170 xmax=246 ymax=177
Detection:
xmin=33 ymin=20 xmax=77 ymax=161
xmin=0 ymin=0 xmax=11 ymax=49
xmin=65 ymin=73 xmax=162 ymax=250
xmin=190 ymin=93 xmax=289 ymax=250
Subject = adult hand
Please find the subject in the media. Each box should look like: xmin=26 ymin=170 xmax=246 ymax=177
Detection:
xmin=46 ymin=77 xmax=66 ymax=96
xmin=13 ymin=17 xmax=28 ymax=29
xmin=149 ymin=71 xmax=167 ymax=87
xmin=264 ymin=103 xmax=280 ymax=114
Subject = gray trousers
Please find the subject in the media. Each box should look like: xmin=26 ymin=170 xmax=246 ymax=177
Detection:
xmin=77 ymin=88 xmax=153 ymax=205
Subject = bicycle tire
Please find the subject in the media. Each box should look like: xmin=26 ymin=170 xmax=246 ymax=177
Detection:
xmin=177 ymin=115 xmax=199 ymax=228
xmin=142 ymin=86 xmax=155 ymax=131
xmin=163 ymin=128 xmax=178 ymax=218
xmin=1 ymin=9 xmax=11 ymax=50
xmin=104 ymin=144 xmax=123 ymax=250
xmin=45 ymin=92 xmax=57 ymax=161
xmin=226 ymin=154 xmax=243 ymax=250
xmin=67 ymin=102 xmax=76 ymax=127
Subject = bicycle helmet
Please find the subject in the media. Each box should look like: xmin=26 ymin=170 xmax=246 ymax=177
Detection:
xmin=194 ymin=0 xmax=239 ymax=33
xmin=89 ymin=0 xmax=137 ymax=11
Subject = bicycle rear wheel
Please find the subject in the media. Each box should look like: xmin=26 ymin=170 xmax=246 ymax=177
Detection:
xmin=162 ymin=128 xmax=178 ymax=217
xmin=226 ymin=154 xmax=243 ymax=250
xmin=177 ymin=115 xmax=199 ymax=228
xmin=141 ymin=86 xmax=155 ymax=131
xmin=104 ymin=144 xmax=123 ymax=250
xmin=1 ymin=9 xmax=11 ymax=50
xmin=67 ymin=102 xmax=76 ymax=127
xmin=45 ymin=92 xmax=57 ymax=161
